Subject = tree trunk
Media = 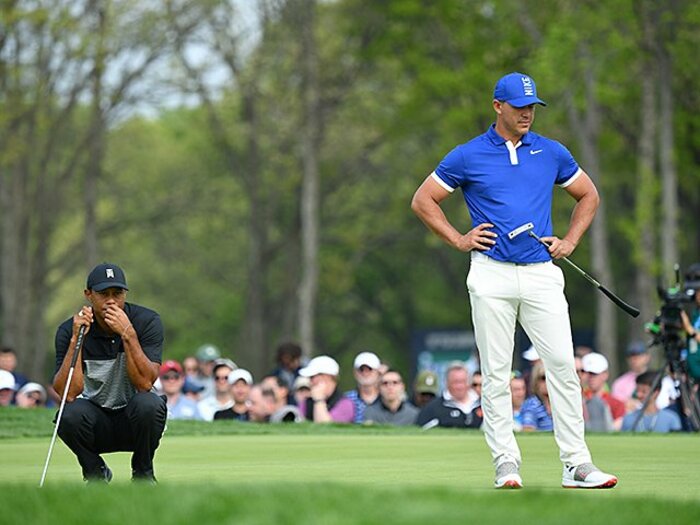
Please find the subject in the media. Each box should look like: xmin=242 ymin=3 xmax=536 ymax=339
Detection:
xmin=568 ymin=53 xmax=618 ymax=373
xmin=658 ymin=17 xmax=678 ymax=276
xmin=297 ymin=0 xmax=321 ymax=360
xmin=632 ymin=4 xmax=659 ymax=340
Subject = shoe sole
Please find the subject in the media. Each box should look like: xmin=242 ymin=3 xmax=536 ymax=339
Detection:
xmin=562 ymin=477 xmax=618 ymax=489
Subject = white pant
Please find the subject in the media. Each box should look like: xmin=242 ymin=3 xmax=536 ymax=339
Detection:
xmin=467 ymin=252 xmax=591 ymax=467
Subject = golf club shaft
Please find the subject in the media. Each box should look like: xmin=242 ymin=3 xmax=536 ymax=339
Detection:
xmin=527 ymin=231 xmax=640 ymax=318
xmin=39 ymin=324 xmax=86 ymax=487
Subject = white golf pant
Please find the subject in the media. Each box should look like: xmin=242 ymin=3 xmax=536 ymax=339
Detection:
xmin=467 ymin=251 xmax=592 ymax=468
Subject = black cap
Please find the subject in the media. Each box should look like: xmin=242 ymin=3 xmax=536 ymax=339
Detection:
xmin=86 ymin=263 xmax=128 ymax=292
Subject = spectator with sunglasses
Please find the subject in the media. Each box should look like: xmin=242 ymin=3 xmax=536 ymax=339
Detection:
xmin=197 ymin=358 xmax=237 ymax=421
xmin=159 ymin=360 xmax=202 ymax=420
xmin=16 ymin=382 xmax=47 ymax=408
xmin=364 ymin=370 xmax=419 ymax=425
xmin=344 ymin=351 xmax=382 ymax=423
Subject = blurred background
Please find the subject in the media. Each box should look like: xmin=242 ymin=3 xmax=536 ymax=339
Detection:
xmin=1 ymin=0 xmax=698 ymax=387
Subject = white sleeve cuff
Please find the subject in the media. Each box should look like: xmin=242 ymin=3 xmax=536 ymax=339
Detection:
xmin=430 ymin=171 xmax=455 ymax=193
xmin=559 ymin=168 xmax=583 ymax=188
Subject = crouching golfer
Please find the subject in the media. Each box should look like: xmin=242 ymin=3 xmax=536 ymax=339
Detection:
xmin=53 ymin=263 xmax=167 ymax=483
xmin=411 ymin=72 xmax=617 ymax=489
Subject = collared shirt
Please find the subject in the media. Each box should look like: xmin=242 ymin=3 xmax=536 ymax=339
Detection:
xmin=167 ymin=394 xmax=203 ymax=420
xmin=520 ymin=395 xmax=553 ymax=431
xmin=364 ymin=399 xmax=419 ymax=426
xmin=621 ymin=408 xmax=682 ymax=432
xmin=343 ymin=389 xmax=378 ymax=424
xmin=432 ymin=124 xmax=581 ymax=264
xmin=55 ymin=302 xmax=163 ymax=410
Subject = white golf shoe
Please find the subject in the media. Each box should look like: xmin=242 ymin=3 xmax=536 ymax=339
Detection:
xmin=561 ymin=463 xmax=618 ymax=489
xmin=494 ymin=461 xmax=523 ymax=489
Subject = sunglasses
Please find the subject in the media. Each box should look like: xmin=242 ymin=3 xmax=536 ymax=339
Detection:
xmin=471 ymin=382 xmax=482 ymax=387
xmin=538 ymin=376 xmax=547 ymax=381
xmin=215 ymin=375 xmax=229 ymax=382
xmin=161 ymin=373 xmax=181 ymax=381
xmin=381 ymin=380 xmax=402 ymax=386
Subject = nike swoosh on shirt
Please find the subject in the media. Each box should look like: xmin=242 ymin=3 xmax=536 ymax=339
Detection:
xmin=530 ymin=149 xmax=543 ymax=155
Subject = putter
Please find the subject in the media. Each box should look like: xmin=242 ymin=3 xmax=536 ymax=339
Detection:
xmin=527 ymin=230 xmax=640 ymax=318
xmin=39 ymin=324 xmax=87 ymax=487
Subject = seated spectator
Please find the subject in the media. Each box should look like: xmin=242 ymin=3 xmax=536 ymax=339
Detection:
xmin=159 ymin=360 xmax=202 ymax=420
xmin=15 ymin=382 xmax=47 ymax=408
xmin=299 ymin=356 xmax=355 ymax=423
xmin=521 ymin=363 xmax=553 ymax=432
xmin=261 ymin=375 xmax=291 ymax=412
xmin=416 ymin=363 xmax=481 ymax=429
xmin=582 ymin=353 xmax=625 ymax=431
xmin=214 ymin=369 xmax=253 ymax=421
xmin=0 ymin=370 xmax=16 ymax=406
xmin=412 ymin=370 xmax=439 ymax=409
xmin=182 ymin=378 xmax=205 ymax=401
xmin=293 ymin=376 xmax=312 ymax=408
xmin=192 ymin=344 xmax=223 ymax=399
xmin=364 ymin=370 xmax=419 ymax=425
xmin=248 ymin=385 xmax=276 ymax=423
xmin=510 ymin=372 xmax=527 ymax=431
xmin=471 ymin=370 xmax=483 ymax=400
xmin=183 ymin=356 xmax=199 ymax=381
xmin=612 ymin=341 xmax=651 ymax=406
xmin=197 ymin=358 xmax=236 ymax=421
xmin=0 ymin=347 xmax=29 ymax=392
xmin=622 ymin=371 xmax=682 ymax=432
xmin=268 ymin=342 xmax=302 ymax=403
xmin=344 ymin=351 xmax=382 ymax=423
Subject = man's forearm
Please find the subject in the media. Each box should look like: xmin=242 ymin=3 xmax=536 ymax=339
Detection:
xmin=563 ymin=193 xmax=599 ymax=248
xmin=123 ymin=330 xmax=158 ymax=391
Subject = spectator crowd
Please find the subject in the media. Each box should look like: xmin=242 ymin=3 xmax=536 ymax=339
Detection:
xmin=0 ymin=340 xmax=697 ymax=433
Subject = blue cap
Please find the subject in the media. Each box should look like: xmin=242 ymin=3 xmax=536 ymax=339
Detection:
xmin=493 ymin=72 xmax=546 ymax=107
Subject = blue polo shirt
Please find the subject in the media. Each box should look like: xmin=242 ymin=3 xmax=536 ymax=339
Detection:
xmin=432 ymin=124 xmax=582 ymax=264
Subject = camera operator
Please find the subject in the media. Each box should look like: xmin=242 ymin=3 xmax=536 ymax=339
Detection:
xmin=680 ymin=263 xmax=700 ymax=381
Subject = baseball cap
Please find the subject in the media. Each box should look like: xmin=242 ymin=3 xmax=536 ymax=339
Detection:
xmin=159 ymin=360 xmax=183 ymax=376
xmin=582 ymin=353 xmax=609 ymax=374
xmin=17 ymin=382 xmax=47 ymax=403
xmin=414 ymin=370 xmax=439 ymax=395
xmin=299 ymin=355 xmax=340 ymax=377
xmin=626 ymin=341 xmax=648 ymax=356
xmin=86 ymin=263 xmax=128 ymax=292
xmin=212 ymin=358 xmax=237 ymax=373
xmin=182 ymin=377 xmax=205 ymax=394
xmin=493 ymin=72 xmax=547 ymax=108
xmin=353 ymin=351 xmax=381 ymax=370
xmin=228 ymin=368 xmax=254 ymax=385
xmin=293 ymin=376 xmax=311 ymax=391
xmin=522 ymin=345 xmax=540 ymax=362
xmin=196 ymin=344 xmax=221 ymax=362
xmin=0 ymin=370 xmax=16 ymax=391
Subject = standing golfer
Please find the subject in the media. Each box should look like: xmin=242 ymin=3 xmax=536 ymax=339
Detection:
xmin=411 ymin=72 xmax=617 ymax=489
xmin=53 ymin=263 xmax=167 ymax=483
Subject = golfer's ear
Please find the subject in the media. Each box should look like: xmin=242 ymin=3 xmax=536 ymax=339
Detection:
xmin=493 ymin=100 xmax=503 ymax=114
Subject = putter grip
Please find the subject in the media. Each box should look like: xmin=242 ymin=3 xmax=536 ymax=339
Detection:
xmin=598 ymin=284 xmax=640 ymax=318
xmin=69 ymin=325 xmax=87 ymax=367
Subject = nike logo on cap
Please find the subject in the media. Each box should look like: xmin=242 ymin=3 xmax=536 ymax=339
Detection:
xmin=530 ymin=149 xmax=543 ymax=155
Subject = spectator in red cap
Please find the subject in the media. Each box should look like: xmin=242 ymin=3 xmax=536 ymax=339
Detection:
xmin=160 ymin=360 xmax=202 ymax=420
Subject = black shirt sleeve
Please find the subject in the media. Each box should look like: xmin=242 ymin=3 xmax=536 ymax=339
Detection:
xmin=54 ymin=319 xmax=74 ymax=375
xmin=136 ymin=312 xmax=164 ymax=364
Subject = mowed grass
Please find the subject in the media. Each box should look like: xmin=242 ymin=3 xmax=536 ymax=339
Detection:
xmin=1 ymin=410 xmax=700 ymax=524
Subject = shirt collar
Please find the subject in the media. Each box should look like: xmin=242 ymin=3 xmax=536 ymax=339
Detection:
xmin=486 ymin=123 xmax=534 ymax=146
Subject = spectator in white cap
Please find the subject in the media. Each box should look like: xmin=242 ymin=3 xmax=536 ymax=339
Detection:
xmin=0 ymin=370 xmax=17 ymax=406
xmin=214 ymin=369 xmax=254 ymax=421
xmin=16 ymin=382 xmax=48 ymax=408
xmin=344 ymin=351 xmax=382 ymax=423
xmin=298 ymin=355 xmax=355 ymax=423
xmin=581 ymin=353 xmax=625 ymax=431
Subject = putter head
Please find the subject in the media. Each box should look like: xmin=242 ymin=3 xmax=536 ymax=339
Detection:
xmin=507 ymin=222 xmax=534 ymax=240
